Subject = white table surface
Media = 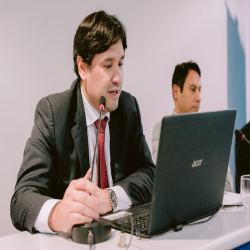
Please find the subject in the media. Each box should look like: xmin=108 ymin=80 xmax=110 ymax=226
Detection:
xmin=1 ymin=206 xmax=250 ymax=250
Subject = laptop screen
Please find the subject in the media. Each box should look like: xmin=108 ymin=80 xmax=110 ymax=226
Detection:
xmin=148 ymin=110 xmax=236 ymax=235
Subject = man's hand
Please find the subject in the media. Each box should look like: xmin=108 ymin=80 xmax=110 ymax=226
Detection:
xmin=48 ymin=168 xmax=112 ymax=232
xmin=92 ymin=188 xmax=113 ymax=215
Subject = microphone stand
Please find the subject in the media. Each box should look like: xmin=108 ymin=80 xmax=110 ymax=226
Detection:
xmin=90 ymin=106 xmax=103 ymax=182
xmin=72 ymin=99 xmax=111 ymax=246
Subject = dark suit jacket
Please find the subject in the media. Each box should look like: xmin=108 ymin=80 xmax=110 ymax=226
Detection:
xmin=11 ymin=79 xmax=155 ymax=233
xmin=235 ymin=122 xmax=250 ymax=193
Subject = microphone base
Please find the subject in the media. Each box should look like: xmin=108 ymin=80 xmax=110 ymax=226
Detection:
xmin=71 ymin=221 xmax=111 ymax=244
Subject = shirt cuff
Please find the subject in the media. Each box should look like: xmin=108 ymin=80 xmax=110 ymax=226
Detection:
xmin=109 ymin=185 xmax=133 ymax=212
xmin=34 ymin=199 xmax=61 ymax=234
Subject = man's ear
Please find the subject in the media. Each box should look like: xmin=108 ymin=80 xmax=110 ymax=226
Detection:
xmin=172 ymin=84 xmax=180 ymax=101
xmin=77 ymin=56 xmax=88 ymax=80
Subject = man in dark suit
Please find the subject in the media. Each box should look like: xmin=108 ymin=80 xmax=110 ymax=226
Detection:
xmin=11 ymin=11 xmax=155 ymax=234
xmin=235 ymin=122 xmax=250 ymax=193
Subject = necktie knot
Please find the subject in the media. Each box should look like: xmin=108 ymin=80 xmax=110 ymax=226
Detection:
xmin=94 ymin=117 xmax=108 ymax=133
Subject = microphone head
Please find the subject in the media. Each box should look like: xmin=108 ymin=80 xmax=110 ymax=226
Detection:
xmin=235 ymin=129 xmax=245 ymax=140
xmin=99 ymin=96 xmax=106 ymax=111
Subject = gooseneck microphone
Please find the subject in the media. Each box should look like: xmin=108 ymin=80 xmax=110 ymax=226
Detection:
xmin=99 ymin=96 xmax=106 ymax=112
xmin=90 ymin=96 xmax=106 ymax=182
xmin=72 ymin=96 xmax=111 ymax=246
xmin=235 ymin=129 xmax=250 ymax=146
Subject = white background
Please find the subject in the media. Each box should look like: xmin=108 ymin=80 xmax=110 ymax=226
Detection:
xmin=0 ymin=0 xmax=248 ymax=236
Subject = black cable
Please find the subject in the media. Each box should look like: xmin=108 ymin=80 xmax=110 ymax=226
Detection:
xmin=184 ymin=205 xmax=224 ymax=228
xmin=87 ymin=230 xmax=94 ymax=250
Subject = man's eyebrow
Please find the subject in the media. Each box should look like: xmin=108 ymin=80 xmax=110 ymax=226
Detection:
xmin=103 ymin=54 xmax=125 ymax=62
xmin=189 ymin=84 xmax=201 ymax=89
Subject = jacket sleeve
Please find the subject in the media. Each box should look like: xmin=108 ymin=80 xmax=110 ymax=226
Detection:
xmin=115 ymin=97 xmax=155 ymax=206
xmin=10 ymin=97 xmax=57 ymax=233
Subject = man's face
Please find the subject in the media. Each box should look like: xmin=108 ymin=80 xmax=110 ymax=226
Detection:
xmin=173 ymin=69 xmax=201 ymax=114
xmin=80 ymin=40 xmax=124 ymax=114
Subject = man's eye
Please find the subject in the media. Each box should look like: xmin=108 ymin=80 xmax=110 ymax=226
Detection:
xmin=119 ymin=62 xmax=124 ymax=67
xmin=191 ymin=88 xmax=195 ymax=92
xmin=105 ymin=65 xmax=112 ymax=69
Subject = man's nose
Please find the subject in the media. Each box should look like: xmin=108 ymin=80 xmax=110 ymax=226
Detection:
xmin=112 ymin=65 xmax=123 ymax=84
xmin=195 ymin=90 xmax=201 ymax=102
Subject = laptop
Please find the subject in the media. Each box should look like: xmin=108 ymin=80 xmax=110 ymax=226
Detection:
xmin=102 ymin=110 xmax=236 ymax=237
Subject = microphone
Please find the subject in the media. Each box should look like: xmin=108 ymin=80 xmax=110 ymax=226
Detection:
xmin=235 ymin=129 xmax=250 ymax=145
xmin=90 ymin=96 xmax=106 ymax=182
xmin=72 ymin=96 xmax=111 ymax=245
xmin=99 ymin=96 xmax=106 ymax=112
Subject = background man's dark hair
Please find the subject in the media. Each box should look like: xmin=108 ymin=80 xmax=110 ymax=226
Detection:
xmin=73 ymin=10 xmax=127 ymax=78
xmin=172 ymin=61 xmax=201 ymax=92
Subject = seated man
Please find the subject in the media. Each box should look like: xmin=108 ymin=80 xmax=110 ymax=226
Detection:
xmin=235 ymin=122 xmax=250 ymax=193
xmin=152 ymin=61 xmax=233 ymax=192
xmin=11 ymin=11 xmax=155 ymax=234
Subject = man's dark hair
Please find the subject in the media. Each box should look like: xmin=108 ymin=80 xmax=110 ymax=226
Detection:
xmin=73 ymin=11 xmax=127 ymax=78
xmin=172 ymin=61 xmax=201 ymax=92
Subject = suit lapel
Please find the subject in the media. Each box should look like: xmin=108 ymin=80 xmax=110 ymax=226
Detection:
xmin=71 ymin=82 xmax=89 ymax=177
xmin=110 ymin=108 xmax=124 ymax=183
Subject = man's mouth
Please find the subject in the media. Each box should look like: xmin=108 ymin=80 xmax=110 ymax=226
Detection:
xmin=109 ymin=90 xmax=118 ymax=95
xmin=192 ymin=106 xmax=199 ymax=110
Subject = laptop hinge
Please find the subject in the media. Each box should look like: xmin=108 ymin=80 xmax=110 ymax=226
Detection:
xmin=174 ymin=224 xmax=183 ymax=232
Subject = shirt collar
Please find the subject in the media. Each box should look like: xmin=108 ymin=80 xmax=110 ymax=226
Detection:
xmin=173 ymin=109 xmax=177 ymax=115
xmin=81 ymin=88 xmax=110 ymax=126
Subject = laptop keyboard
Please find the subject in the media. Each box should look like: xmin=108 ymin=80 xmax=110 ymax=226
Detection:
xmin=124 ymin=214 xmax=150 ymax=230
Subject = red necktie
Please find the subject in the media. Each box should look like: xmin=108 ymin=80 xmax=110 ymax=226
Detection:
xmin=94 ymin=117 xmax=109 ymax=189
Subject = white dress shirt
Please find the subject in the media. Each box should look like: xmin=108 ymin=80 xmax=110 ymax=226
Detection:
xmin=34 ymin=89 xmax=132 ymax=233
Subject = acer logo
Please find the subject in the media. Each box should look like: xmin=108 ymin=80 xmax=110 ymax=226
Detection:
xmin=192 ymin=159 xmax=203 ymax=168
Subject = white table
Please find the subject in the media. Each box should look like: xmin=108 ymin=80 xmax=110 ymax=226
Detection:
xmin=1 ymin=206 xmax=250 ymax=250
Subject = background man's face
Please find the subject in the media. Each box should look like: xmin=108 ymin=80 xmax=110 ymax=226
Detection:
xmin=174 ymin=69 xmax=201 ymax=114
xmin=81 ymin=40 xmax=124 ymax=113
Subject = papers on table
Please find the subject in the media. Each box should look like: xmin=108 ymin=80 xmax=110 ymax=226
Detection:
xmin=223 ymin=191 xmax=242 ymax=206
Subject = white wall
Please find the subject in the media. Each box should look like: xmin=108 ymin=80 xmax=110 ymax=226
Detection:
xmin=0 ymin=0 xmax=246 ymax=236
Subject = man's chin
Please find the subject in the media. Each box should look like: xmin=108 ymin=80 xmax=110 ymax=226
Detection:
xmin=191 ymin=107 xmax=200 ymax=112
xmin=105 ymin=101 xmax=119 ymax=113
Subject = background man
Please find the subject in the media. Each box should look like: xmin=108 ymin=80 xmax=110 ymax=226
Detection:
xmin=235 ymin=122 xmax=250 ymax=193
xmin=11 ymin=11 xmax=155 ymax=234
xmin=152 ymin=61 xmax=233 ymax=192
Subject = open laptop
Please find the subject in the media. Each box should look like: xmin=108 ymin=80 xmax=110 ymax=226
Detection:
xmin=102 ymin=110 xmax=236 ymax=237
